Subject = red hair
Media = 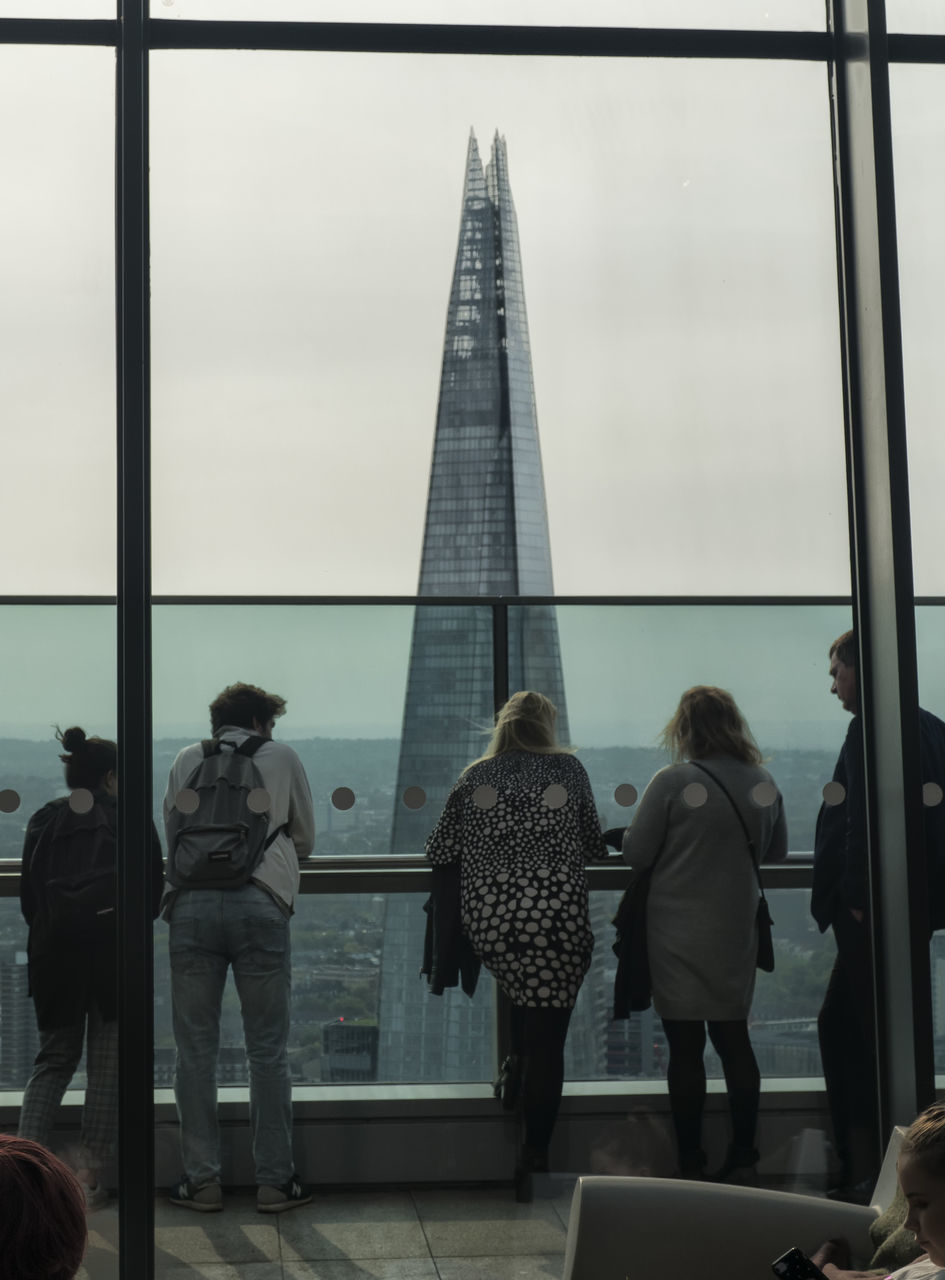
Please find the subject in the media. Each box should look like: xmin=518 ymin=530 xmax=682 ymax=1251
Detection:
xmin=0 ymin=1135 xmax=86 ymax=1279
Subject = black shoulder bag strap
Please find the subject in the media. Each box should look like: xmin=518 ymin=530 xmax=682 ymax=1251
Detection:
xmin=689 ymin=761 xmax=769 ymax=914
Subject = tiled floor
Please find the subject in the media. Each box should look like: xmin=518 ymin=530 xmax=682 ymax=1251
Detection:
xmin=79 ymin=1181 xmax=573 ymax=1280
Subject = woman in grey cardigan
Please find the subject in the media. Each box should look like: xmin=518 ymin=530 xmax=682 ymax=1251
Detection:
xmin=622 ymin=686 xmax=787 ymax=1183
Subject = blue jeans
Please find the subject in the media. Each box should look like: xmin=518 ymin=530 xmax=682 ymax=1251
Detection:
xmin=169 ymin=885 xmax=293 ymax=1187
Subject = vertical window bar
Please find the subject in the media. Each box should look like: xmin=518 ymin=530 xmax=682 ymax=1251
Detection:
xmin=493 ymin=602 xmax=510 ymax=714
xmin=492 ymin=602 xmax=513 ymax=1067
xmin=116 ymin=0 xmax=154 ymax=1274
xmin=829 ymin=0 xmax=933 ymax=1140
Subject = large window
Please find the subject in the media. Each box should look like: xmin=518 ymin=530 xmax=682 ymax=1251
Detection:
xmin=1 ymin=6 xmax=940 ymax=1275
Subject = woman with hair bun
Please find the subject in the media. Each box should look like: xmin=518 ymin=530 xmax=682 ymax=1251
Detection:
xmin=0 ymin=1133 xmax=87 ymax=1279
xmin=426 ymin=690 xmax=608 ymax=1200
xmin=622 ymin=686 xmax=788 ymax=1185
xmin=17 ymin=726 xmax=163 ymax=1210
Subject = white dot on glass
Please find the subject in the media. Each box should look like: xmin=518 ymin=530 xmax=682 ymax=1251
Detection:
xmin=822 ymin=781 xmax=846 ymax=806
xmin=403 ymin=786 xmax=426 ymax=811
xmin=332 ymin=787 xmax=356 ymax=811
xmin=682 ymin=783 xmax=708 ymax=809
xmin=542 ymin=784 xmax=568 ymax=810
xmin=614 ymin=783 xmax=638 ymax=808
xmin=0 ymin=789 xmax=20 ymax=814
xmin=472 ymin=785 xmax=498 ymax=810
xmin=751 ymin=781 xmax=778 ymax=809
xmin=247 ymin=788 xmax=271 ymax=814
xmin=924 ymin=782 xmax=944 ymax=808
xmin=175 ymin=788 xmax=200 ymax=816
xmin=69 ymin=789 xmax=94 ymax=815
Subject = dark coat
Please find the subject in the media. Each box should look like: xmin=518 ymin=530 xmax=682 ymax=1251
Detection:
xmin=420 ymin=864 xmax=480 ymax=997
xmin=812 ymin=708 xmax=945 ymax=933
xmin=20 ymin=793 xmax=164 ymax=1029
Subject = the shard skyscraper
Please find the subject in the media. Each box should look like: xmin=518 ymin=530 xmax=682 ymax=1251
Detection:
xmin=377 ymin=131 xmax=589 ymax=1083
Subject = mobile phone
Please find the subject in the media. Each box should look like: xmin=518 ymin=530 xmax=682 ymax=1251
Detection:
xmin=771 ymin=1247 xmax=829 ymax=1279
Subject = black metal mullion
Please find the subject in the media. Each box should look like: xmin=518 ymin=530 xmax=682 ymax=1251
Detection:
xmin=0 ymin=17 xmax=115 ymax=44
xmin=829 ymin=0 xmax=933 ymax=1143
xmin=492 ymin=603 xmax=510 ymax=715
xmin=490 ymin=602 xmax=515 ymax=1074
xmin=150 ymin=593 xmax=854 ymax=607
xmin=146 ymin=19 xmax=831 ymax=61
xmin=117 ymin=0 xmax=154 ymax=1275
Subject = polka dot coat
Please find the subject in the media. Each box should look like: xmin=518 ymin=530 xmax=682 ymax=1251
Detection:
xmin=425 ymin=750 xmax=608 ymax=1009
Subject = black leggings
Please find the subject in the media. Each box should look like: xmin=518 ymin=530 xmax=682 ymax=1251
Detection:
xmin=661 ymin=1018 xmax=760 ymax=1155
xmin=510 ymin=1005 xmax=573 ymax=1151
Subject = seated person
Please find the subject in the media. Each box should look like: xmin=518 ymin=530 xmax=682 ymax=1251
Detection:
xmin=0 ymin=1133 xmax=87 ymax=1279
xmin=810 ymin=1104 xmax=945 ymax=1280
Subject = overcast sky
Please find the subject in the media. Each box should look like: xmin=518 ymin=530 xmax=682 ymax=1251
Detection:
xmin=2 ymin=5 xmax=945 ymax=741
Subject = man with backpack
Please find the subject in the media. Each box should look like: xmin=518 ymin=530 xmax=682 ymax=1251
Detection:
xmin=163 ymin=682 xmax=315 ymax=1214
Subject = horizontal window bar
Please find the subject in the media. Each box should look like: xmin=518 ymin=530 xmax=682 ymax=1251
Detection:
xmin=0 ymin=18 xmax=115 ymax=45
xmin=0 ymin=593 xmax=861 ymax=607
xmin=888 ymin=33 xmax=945 ymax=64
xmin=146 ymin=21 xmax=833 ymax=61
xmin=0 ymin=859 xmax=813 ymax=895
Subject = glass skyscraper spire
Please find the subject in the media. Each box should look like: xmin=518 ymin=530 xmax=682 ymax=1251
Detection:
xmin=378 ymin=131 xmax=580 ymax=1082
xmin=392 ymin=129 xmax=570 ymax=859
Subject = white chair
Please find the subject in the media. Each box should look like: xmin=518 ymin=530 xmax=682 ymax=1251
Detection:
xmin=562 ymin=1131 xmax=907 ymax=1280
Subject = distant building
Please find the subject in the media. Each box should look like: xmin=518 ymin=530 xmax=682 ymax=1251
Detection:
xmin=0 ymin=949 xmax=39 ymax=1087
xmin=322 ymin=1019 xmax=379 ymax=1082
xmin=378 ymin=131 xmax=604 ymax=1083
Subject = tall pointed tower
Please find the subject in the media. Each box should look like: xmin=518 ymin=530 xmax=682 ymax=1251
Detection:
xmin=393 ymin=130 xmax=570 ymax=856
xmin=378 ymin=132 xmax=578 ymax=1083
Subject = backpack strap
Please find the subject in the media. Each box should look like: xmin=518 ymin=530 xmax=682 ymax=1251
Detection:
xmin=208 ymin=735 xmax=266 ymax=759
xmin=212 ymin=734 xmax=282 ymax=847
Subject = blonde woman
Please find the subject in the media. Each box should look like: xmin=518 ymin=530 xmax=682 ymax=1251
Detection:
xmin=622 ymin=686 xmax=788 ymax=1183
xmin=426 ymin=691 xmax=607 ymax=1199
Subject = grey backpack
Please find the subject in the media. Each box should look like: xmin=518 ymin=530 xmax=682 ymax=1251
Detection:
xmin=166 ymin=737 xmax=280 ymax=890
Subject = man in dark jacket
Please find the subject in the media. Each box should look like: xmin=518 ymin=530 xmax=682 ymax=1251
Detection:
xmin=812 ymin=629 xmax=945 ymax=1198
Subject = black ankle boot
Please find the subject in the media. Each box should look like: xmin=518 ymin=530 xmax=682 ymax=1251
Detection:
xmin=514 ymin=1145 xmax=549 ymax=1203
xmin=676 ymin=1149 xmax=707 ymax=1180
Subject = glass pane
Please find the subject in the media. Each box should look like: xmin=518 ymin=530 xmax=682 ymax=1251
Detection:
xmin=528 ymin=602 xmax=854 ymax=856
xmin=916 ymin=607 xmax=945 ymax=1081
xmin=0 ymin=608 xmax=116 ymax=867
xmin=0 ymin=899 xmax=38 ymax=1088
xmin=151 ymin=53 xmax=845 ymax=595
xmin=887 ymin=1 xmax=945 ymax=34
xmin=0 ymin=604 xmax=119 ymax=1248
xmin=571 ymin=887 xmax=833 ymax=1088
xmin=891 ymin=66 xmax=945 ymax=595
xmin=154 ymin=889 xmax=498 ymax=1086
xmin=0 ymin=48 xmax=115 ymax=594
xmin=0 ymin=1 xmax=110 ymax=14
xmin=153 ymin=603 xmax=497 ymax=1084
xmin=152 ymin=0 xmax=823 ymax=30
xmin=152 ymin=600 xmax=497 ymax=857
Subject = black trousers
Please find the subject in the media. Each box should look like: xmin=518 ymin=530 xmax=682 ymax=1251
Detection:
xmin=817 ymin=911 xmax=880 ymax=1186
xmin=660 ymin=1017 xmax=760 ymax=1156
xmin=510 ymin=1005 xmax=573 ymax=1152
